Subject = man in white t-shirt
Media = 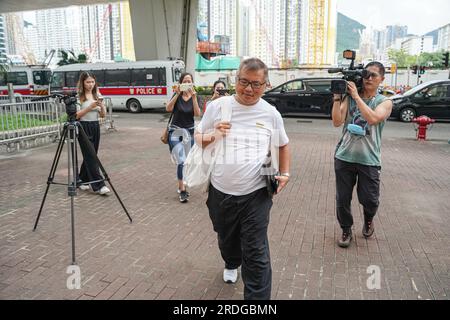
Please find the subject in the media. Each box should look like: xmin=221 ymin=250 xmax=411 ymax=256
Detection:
xmin=196 ymin=58 xmax=291 ymax=300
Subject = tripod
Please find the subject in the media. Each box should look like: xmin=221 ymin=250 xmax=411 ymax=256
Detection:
xmin=33 ymin=119 xmax=132 ymax=265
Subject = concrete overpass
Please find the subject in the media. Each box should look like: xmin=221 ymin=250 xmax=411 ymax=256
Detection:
xmin=0 ymin=0 xmax=198 ymax=72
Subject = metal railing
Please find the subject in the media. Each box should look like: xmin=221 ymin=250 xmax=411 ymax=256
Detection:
xmin=0 ymin=100 xmax=63 ymax=144
xmin=0 ymin=96 xmax=115 ymax=151
xmin=0 ymin=94 xmax=38 ymax=104
xmin=100 ymin=97 xmax=116 ymax=131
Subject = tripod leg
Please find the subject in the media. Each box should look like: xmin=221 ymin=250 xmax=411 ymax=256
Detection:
xmin=77 ymin=124 xmax=133 ymax=223
xmin=68 ymin=124 xmax=78 ymax=264
xmin=70 ymin=192 xmax=76 ymax=265
xmin=100 ymin=181 xmax=132 ymax=223
xmin=67 ymin=124 xmax=77 ymax=197
xmin=34 ymin=124 xmax=68 ymax=231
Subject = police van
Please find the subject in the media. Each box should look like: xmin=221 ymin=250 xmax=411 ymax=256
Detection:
xmin=50 ymin=59 xmax=185 ymax=112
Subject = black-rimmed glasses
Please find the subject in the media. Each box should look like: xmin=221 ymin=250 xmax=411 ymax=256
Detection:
xmin=237 ymin=77 xmax=266 ymax=89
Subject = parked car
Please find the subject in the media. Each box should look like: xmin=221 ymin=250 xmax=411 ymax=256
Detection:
xmin=262 ymin=78 xmax=334 ymax=116
xmin=390 ymin=80 xmax=450 ymax=122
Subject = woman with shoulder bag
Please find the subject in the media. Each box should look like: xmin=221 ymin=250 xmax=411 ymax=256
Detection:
xmin=165 ymin=72 xmax=202 ymax=203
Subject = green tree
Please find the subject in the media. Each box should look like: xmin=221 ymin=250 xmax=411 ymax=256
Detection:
xmin=418 ymin=51 xmax=446 ymax=68
xmin=0 ymin=63 xmax=7 ymax=74
xmin=57 ymin=50 xmax=88 ymax=66
xmin=388 ymin=48 xmax=447 ymax=69
xmin=387 ymin=49 xmax=415 ymax=68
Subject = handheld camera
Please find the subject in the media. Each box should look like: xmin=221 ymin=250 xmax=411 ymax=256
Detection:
xmin=328 ymin=50 xmax=370 ymax=95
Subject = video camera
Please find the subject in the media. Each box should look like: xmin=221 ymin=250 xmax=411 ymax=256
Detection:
xmin=328 ymin=50 xmax=370 ymax=95
xmin=32 ymin=91 xmax=78 ymax=122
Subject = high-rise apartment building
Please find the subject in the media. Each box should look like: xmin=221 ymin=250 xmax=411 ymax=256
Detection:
xmin=80 ymin=4 xmax=114 ymax=62
xmin=1 ymin=2 xmax=135 ymax=64
xmin=401 ymin=36 xmax=434 ymax=55
xmin=437 ymin=23 xmax=450 ymax=52
xmin=386 ymin=25 xmax=408 ymax=48
xmin=249 ymin=0 xmax=278 ymax=65
xmin=79 ymin=2 xmax=135 ymax=62
xmin=203 ymin=0 xmax=238 ymax=55
xmin=236 ymin=1 xmax=250 ymax=57
xmin=4 ymin=13 xmax=18 ymax=56
xmin=34 ymin=7 xmax=81 ymax=62
xmin=0 ymin=15 xmax=6 ymax=64
xmin=199 ymin=0 xmax=337 ymax=67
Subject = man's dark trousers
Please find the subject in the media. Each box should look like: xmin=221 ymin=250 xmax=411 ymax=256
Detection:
xmin=334 ymin=158 xmax=381 ymax=231
xmin=207 ymin=184 xmax=273 ymax=300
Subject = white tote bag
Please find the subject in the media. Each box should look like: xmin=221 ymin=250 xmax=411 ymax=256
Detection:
xmin=183 ymin=102 xmax=232 ymax=191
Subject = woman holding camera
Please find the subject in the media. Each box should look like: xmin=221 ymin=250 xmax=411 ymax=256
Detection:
xmin=76 ymin=71 xmax=110 ymax=195
xmin=166 ymin=72 xmax=201 ymax=203
xmin=204 ymin=80 xmax=228 ymax=112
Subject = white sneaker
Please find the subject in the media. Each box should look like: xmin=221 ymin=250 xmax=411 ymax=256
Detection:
xmin=223 ymin=268 xmax=238 ymax=284
xmin=98 ymin=186 xmax=111 ymax=195
xmin=79 ymin=184 xmax=90 ymax=191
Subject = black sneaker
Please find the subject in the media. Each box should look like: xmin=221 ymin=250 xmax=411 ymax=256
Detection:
xmin=363 ymin=220 xmax=374 ymax=238
xmin=338 ymin=230 xmax=352 ymax=248
xmin=179 ymin=191 xmax=189 ymax=203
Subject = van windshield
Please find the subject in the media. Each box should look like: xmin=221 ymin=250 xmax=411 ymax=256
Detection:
xmin=51 ymin=72 xmax=65 ymax=89
xmin=33 ymin=70 xmax=52 ymax=85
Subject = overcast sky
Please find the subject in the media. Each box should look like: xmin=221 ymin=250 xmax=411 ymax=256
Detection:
xmin=337 ymin=0 xmax=450 ymax=35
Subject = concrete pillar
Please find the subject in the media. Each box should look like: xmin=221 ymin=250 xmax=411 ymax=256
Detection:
xmin=128 ymin=0 xmax=197 ymax=73
xmin=184 ymin=0 xmax=198 ymax=75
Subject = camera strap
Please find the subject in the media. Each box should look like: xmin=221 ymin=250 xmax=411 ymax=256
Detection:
xmin=260 ymin=121 xmax=278 ymax=176
xmin=166 ymin=95 xmax=177 ymax=128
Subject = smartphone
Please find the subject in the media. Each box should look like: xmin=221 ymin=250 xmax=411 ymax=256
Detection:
xmin=179 ymin=83 xmax=193 ymax=92
xmin=217 ymin=89 xmax=229 ymax=96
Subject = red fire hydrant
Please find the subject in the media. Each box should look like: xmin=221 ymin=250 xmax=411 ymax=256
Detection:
xmin=412 ymin=115 xmax=435 ymax=140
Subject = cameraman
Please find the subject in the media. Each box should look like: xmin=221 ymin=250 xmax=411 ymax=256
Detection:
xmin=331 ymin=62 xmax=392 ymax=248
xmin=75 ymin=71 xmax=110 ymax=195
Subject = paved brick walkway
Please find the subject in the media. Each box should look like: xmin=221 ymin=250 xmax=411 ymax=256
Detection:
xmin=1 ymin=118 xmax=449 ymax=300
